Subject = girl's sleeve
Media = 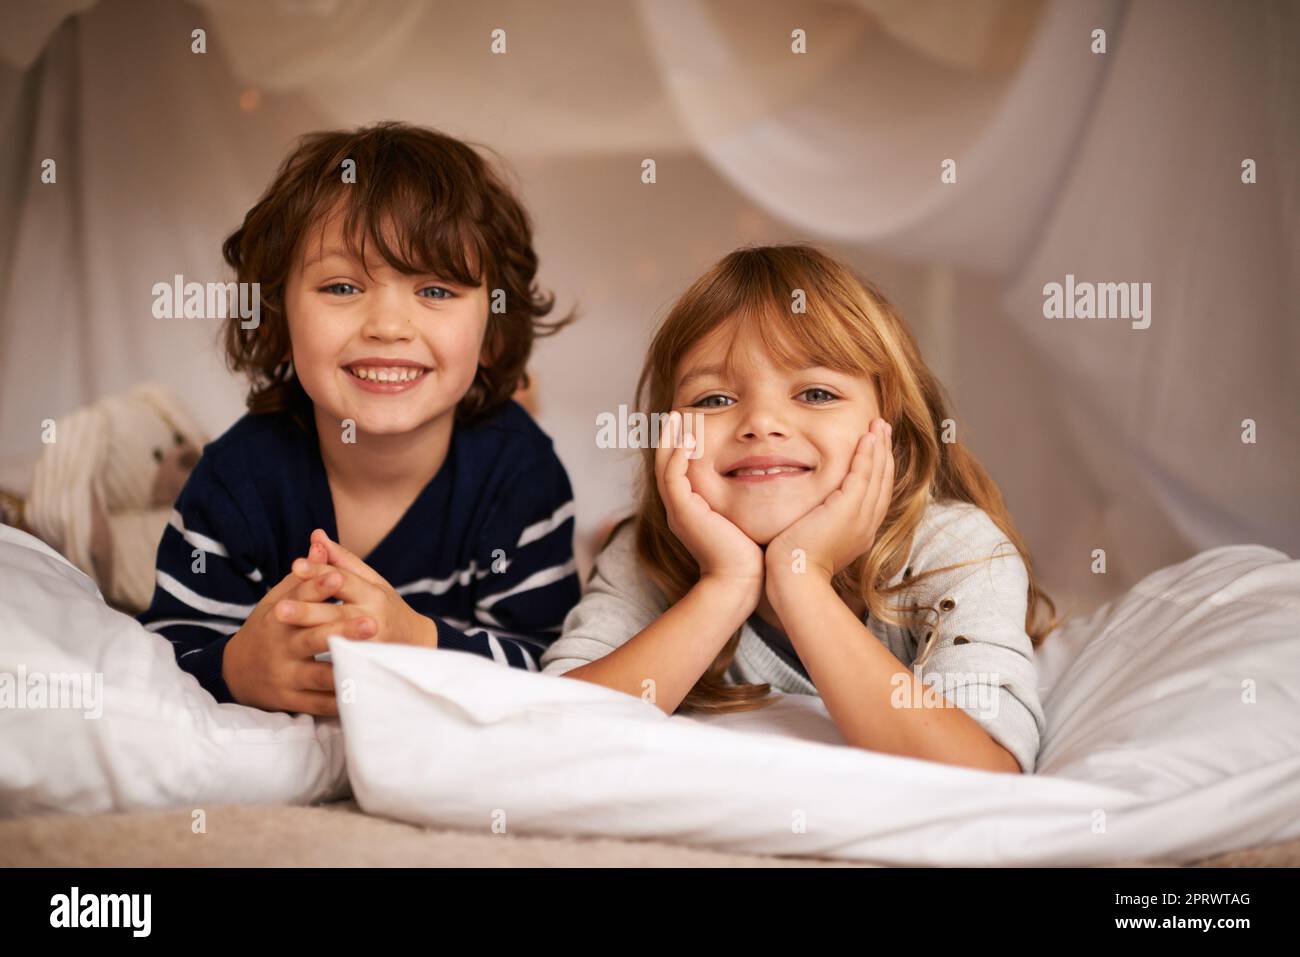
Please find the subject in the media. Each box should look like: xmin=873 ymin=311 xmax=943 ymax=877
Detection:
xmin=455 ymin=447 xmax=582 ymax=671
xmin=905 ymin=504 xmax=1047 ymax=773
xmin=134 ymin=454 xmax=268 ymax=704
xmin=539 ymin=521 xmax=666 ymax=676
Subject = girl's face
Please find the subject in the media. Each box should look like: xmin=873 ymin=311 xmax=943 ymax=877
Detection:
xmin=671 ymin=322 xmax=881 ymax=545
xmin=284 ymin=213 xmax=489 ymax=437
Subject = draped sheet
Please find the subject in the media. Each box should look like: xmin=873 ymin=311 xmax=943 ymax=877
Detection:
xmin=1 ymin=0 xmax=1295 ymax=612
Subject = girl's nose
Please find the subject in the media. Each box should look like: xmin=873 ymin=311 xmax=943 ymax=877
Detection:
xmin=736 ymin=403 xmax=790 ymax=440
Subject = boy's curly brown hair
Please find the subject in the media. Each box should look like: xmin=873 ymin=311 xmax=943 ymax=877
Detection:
xmin=220 ymin=121 xmax=571 ymax=429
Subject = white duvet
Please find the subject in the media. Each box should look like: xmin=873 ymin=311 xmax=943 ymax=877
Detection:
xmin=2 ymin=522 xmax=1297 ymax=865
xmin=0 ymin=525 xmax=346 ymax=814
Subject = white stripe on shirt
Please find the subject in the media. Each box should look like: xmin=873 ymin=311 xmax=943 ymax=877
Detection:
xmin=473 ymin=631 xmax=537 ymax=671
xmin=485 ymin=632 xmax=508 ymax=665
xmin=516 ymin=500 xmax=575 ymax=548
xmin=169 ymin=510 xmax=263 ymax=582
xmin=395 ymin=560 xmax=493 ymax=598
xmin=144 ymin=617 xmax=241 ymax=636
xmin=440 ymin=617 xmax=550 ymax=650
xmin=156 ymin=569 xmax=257 ymax=620
xmin=170 ymin=509 xmax=228 ymax=556
xmin=477 ymin=558 xmax=577 ymax=612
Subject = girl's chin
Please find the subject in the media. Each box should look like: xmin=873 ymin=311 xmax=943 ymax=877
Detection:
xmin=726 ymin=513 xmax=810 ymax=547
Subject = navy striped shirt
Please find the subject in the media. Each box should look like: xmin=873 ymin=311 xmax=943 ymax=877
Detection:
xmin=135 ymin=393 xmax=580 ymax=704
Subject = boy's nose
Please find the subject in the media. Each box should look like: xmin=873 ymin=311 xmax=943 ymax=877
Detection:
xmin=361 ymin=295 xmax=416 ymax=340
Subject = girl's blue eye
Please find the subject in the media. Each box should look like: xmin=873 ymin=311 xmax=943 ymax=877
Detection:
xmin=693 ymin=394 xmax=734 ymax=409
xmin=419 ymin=286 xmax=454 ymax=300
xmin=321 ymin=282 xmax=359 ymax=295
xmin=800 ymin=387 xmax=839 ymax=403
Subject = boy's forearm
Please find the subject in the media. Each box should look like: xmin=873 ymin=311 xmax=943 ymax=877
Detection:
xmin=560 ymin=577 xmax=756 ymax=714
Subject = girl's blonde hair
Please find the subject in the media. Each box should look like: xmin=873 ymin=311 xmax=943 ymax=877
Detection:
xmin=631 ymin=244 xmax=1059 ymax=714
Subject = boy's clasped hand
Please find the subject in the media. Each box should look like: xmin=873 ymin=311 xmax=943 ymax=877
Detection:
xmin=221 ymin=528 xmax=438 ymax=716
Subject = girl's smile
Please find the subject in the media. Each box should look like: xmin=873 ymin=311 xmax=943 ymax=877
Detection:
xmin=671 ymin=321 xmax=880 ymax=545
xmin=721 ymin=454 xmax=815 ymax=483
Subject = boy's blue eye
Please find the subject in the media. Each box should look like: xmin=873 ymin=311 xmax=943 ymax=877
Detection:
xmin=320 ymin=282 xmax=359 ymax=295
xmin=693 ymin=394 xmax=734 ymax=409
xmin=419 ymin=286 xmax=454 ymax=300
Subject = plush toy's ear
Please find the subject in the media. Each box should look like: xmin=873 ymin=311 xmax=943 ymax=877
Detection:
xmin=130 ymin=382 xmax=207 ymax=450
xmin=88 ymin=482 xmax=115 ymax=598
xmin=25 ymin=404 xmax=111 ymax=581
xmin=125 ymin=383 xmax=208 ymax=508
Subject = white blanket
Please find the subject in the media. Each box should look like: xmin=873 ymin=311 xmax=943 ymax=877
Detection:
xmin=3 ymin=520 xmax=1297 ymax=865
xmin=0 ymin=525 xmax=347 ymax=814
xmin=335 ymin=544 xmax=1300 ymax=865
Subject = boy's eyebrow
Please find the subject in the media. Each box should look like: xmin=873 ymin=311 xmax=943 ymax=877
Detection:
xmin=299 ymin=247 xmax=467 ymax=283
xmin=303 ymin=247 xmax=372 ymax=267
xmin=302 ymin=248 xmax=467 ymax=283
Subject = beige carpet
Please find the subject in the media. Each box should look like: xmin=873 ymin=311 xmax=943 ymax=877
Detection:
xmin=3 ymin=800 xmax=1297 ymax=867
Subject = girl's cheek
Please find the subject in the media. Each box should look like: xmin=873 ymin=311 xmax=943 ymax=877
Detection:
xmin=684 ymin=458 xmax=719 ymax=502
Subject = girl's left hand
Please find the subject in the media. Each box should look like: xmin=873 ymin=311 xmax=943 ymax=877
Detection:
xmin=766 ymin=417 xmax=895 ymax=584
xmin=290 ymin=528 xmax=439 ymax=649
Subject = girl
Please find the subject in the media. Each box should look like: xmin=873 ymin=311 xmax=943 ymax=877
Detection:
xmin=540 ymin=245 xmax=1058 ymax=774
xmin=137 ymin=122 xmax=580 ymax=716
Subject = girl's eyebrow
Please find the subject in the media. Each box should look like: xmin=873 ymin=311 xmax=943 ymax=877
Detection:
xmin=678 ymin=362 xmax=846 ymax=389
xmin=677 ymin=363 xmax=727 ymax=388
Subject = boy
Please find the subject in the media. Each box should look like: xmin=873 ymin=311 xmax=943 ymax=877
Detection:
xmin=136 ymin=122 xmax=579 ymax=716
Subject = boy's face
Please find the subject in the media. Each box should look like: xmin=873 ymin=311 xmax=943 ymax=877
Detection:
xmin=284 ymin=213 xmax=489 ymax=438
xmin=670 ymin=323 xmax=880 ymax=546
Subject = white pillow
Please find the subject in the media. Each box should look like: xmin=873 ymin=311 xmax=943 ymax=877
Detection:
xmin=0 ymin=524 xmax=347 ymax=815
xmin=336 ymin=544 xmax=1300 ymax=865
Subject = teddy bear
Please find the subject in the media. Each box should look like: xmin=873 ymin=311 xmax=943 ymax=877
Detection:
xmin=6 ymin=383 xmax=207 ymax=614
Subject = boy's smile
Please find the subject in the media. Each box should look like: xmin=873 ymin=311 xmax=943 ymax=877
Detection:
xmin=671 ymin=322 xmax=880 ymax=545
xmin=285 ymin=211 xmax=489 ymax=438
xmin=342 ymin=357 xmax=432 ymax=393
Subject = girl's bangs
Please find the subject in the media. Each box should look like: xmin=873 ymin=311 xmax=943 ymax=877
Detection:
xmin=717 ymin=286 xmax=873 ymax=382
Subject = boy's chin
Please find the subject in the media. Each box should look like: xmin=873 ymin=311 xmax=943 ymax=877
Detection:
xmin=319 ymin=401 xmax=448 ymax=437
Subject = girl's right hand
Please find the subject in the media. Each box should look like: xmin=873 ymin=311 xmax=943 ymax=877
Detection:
xmin=656 ymin=410 xmax=764 ymax=608
xmin=221 ymin=559 xmax=377 ymax=716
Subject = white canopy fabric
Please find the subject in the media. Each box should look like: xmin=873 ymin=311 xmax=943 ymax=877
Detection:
xmin=1 ymin=0 xmax=1295 ymax=613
